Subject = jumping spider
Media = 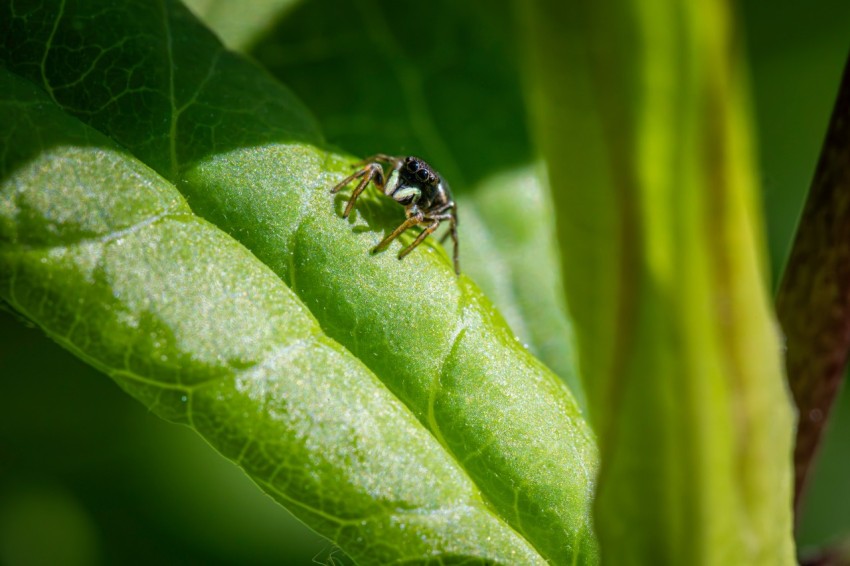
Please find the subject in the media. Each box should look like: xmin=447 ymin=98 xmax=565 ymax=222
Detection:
xmin=330 ymin=154 xmax=459 ymax=275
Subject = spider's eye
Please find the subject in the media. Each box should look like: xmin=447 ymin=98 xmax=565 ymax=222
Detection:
xmin=416 ymin=169 xmax=429 ymax=182
xmin=406 ymin=159 xmax=420 ymax=172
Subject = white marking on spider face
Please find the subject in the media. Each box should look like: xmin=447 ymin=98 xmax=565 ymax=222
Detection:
xmin=393 ymin=186 xmax=421 ymax=204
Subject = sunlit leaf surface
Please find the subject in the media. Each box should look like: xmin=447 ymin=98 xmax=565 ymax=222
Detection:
xmin=0 ymin=0 xmax=597 ymax=563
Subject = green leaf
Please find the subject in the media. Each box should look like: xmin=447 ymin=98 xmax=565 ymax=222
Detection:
xmin=1 ymin=0 xmax=597 ymax=563
xmin=0 ymin=70 xmax=546 ymax=565
xmin=519 ymin=0 xmax=796 ymax=564
xmin=243 ymin=0 xmax=585 ymax=403
xmin=459 ymin=166 xmax=580 ymax=395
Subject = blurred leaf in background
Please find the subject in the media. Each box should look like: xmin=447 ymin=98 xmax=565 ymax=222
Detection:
xmin=520 ymin=0 xmax=800 ymax=561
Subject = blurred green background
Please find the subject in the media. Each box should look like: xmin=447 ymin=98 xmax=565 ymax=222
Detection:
xmin=1 ymin=0 xmax=849 ymax=563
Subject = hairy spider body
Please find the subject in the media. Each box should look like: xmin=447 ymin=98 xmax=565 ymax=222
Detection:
xmin=330 ymin=155 xmax=459 ymax=274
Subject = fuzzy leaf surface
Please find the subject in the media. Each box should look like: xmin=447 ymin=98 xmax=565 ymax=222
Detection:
xmin=241 ymin=0 xmax=584 ymax=402
xmin=1 ymin=0 xmax=598 ymax=563
xmin=0 ymin=69 xmax=556 ymax=565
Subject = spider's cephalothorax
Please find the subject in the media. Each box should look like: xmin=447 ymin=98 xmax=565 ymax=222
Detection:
xmin=330 ymin=154 xmax=459 ymax=275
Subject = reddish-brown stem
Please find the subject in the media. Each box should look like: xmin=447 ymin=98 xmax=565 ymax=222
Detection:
xmin=776 ymin=51 xmax=850 ymax=515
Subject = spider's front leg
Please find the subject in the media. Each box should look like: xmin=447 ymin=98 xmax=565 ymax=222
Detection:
xmin=330 ymin=155 xmax=405 ymax=218
xmin=398 ymin=218 xmax=441 ymax=260
xmin=354 ymin=154 xmax=404 ymax=172
xmin=330 ymin=162 xmax=385 ymax=218
xmin=373 ymin=208 xmax=424 ymax=253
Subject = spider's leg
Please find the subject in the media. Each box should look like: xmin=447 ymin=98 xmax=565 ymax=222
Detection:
xmin=331 ymin=163 xmax=385 ymax=218
xmin=373 ymin=211 xmax=423 ymax=252
xmin=330 ymin=167 xmax=367 ymax=194
xmin=437 ymin=201 xmax=457 ymax=243
xmin=398 ymin=219 xmax=441 ymax=260
xmin=428 ymin=211 xmax=459 ymax=275
xmin=448 ymin=215 xmax=459 ymax=275
xmin=343 ymin=175 xmax=373 ymax=218
xmin=354 ymin=154 xmax=402 ymax=167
